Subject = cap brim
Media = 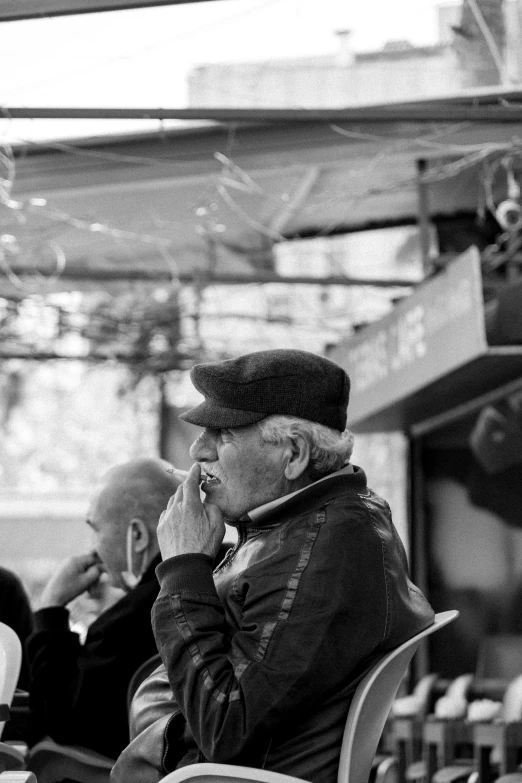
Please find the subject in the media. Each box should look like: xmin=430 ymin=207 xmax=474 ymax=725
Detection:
xmin=179 ymin=400 xmax=267 ymax=429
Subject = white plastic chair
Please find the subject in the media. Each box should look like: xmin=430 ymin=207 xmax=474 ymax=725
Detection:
xmin=160 ymin=611 xmax=459 ymax=783
xmin=0 ymin=623 xmax=22 ymax=741
xmin=0 ymin=621 xmax=28 ymax=776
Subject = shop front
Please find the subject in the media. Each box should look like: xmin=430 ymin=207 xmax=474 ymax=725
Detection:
xmin=330 ymin=248 xmax=522 ymax=678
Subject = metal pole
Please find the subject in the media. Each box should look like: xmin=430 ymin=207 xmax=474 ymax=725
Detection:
xmin=417 ymin=159 xmax=432 ymax=278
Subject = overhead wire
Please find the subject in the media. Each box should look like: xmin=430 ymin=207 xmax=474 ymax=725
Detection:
xmin=1 ymin=5 xmax=520 ymax=340
xmin=2 ymin=118 xmax=517 ymax=299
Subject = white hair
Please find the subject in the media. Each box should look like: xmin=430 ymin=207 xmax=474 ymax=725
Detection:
xmin=257 ymin=415 xmax=354 ymax=480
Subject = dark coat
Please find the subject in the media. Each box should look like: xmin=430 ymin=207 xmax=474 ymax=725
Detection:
xmin=151 ymin=467 xmax=434 ymax=783
xmin=26 ymin=556 xmax=161 ymax=758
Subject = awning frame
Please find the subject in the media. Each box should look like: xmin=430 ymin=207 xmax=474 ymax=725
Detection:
xmin=410 ymin=352 xmax=522 ymax=437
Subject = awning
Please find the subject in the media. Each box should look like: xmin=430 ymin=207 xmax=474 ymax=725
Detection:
xmin=0 ymin=0 xmax=212 ymax=22
xmin=350 ymin=348 xmax=522 ymax=434
xmin=330 ymin=248 xmax=522 ymax=434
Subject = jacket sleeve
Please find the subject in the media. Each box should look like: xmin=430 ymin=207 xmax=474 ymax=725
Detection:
xmin=26 ymin=607 xmax=86 ymax=744
xmin=152 ymin=507 xmax=395 ymax=767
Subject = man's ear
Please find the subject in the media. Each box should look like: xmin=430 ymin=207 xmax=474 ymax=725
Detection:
xmin=129 ymin=518 xmax=150 ymax=552
xmin=284 ymin=435 xmax=310 ymax=481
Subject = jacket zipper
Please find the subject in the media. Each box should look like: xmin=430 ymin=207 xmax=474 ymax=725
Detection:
xmin=213 ymin=524 xmax=247 ymax=573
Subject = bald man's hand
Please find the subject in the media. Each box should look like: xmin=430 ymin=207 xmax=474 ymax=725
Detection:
xmin=157 ymin=463 xmax=225 ymax=560
xmin=37 ymin=551 xmax=105 ymax=609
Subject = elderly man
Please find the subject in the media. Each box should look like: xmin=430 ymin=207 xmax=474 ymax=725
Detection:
xmin=27 ymin=458 xmax=182 ymax=758
xmin=114 ymin=349 xmax=434 ymax=783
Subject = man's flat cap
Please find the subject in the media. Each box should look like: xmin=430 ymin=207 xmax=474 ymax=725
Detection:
xmin=180 ymin=349 xmax=350 ymax=432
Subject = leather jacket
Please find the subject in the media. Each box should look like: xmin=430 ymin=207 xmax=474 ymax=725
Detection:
xmin=140 ymin=466 xmax=434 ymax=783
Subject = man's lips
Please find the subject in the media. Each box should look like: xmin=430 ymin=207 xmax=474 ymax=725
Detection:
xmin=201 ymin=472 xmax=220 ymax=484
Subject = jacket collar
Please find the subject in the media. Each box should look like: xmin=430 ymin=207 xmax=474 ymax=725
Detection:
xmin=237 ymin=464 xmax=367 ymax=533
xmin=247 ymin=464 xmax=354 ymax=524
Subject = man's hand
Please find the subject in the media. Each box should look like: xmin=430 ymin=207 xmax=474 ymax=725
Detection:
xmin=158 ymin=463 xmax=225 ymax=560
xmin=37 ymin=551 xmax=105 ymax=609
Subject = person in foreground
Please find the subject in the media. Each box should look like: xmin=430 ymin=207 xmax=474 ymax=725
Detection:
xmin=27 ymin=458 xmax=181 ymax=758
xmin=0 ymin=565 xmax=33 ymax=691
xmin=113 ymin=349 xmax=434 ymax=783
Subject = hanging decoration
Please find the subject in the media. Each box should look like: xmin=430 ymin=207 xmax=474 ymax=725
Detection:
xmin=0 ymin=286 xmax=196 ymax=377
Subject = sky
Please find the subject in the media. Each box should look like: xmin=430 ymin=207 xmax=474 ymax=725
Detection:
xmin=0 ymin=0 xmax=444 ymax=142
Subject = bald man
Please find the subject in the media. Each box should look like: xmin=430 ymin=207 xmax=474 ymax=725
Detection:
xmin=27 ymin=459 xmax=182 ymax=759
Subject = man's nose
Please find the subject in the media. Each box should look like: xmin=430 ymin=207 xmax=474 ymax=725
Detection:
xmin=189 ymin=429 xmax=217 ymax=461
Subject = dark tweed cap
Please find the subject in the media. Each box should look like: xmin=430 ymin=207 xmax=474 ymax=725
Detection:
xmin=179 ymin=349 xmax=350 ymax=432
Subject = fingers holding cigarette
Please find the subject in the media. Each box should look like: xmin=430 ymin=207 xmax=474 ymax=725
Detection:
xmin=166 ymin=466 xmax=206 ymax=500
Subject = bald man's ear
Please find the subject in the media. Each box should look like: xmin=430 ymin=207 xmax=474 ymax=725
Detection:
xmin=283 ymin=435 xmax=310 ymax=481
xmin=129 ymin=519 xmax=150 ymax=552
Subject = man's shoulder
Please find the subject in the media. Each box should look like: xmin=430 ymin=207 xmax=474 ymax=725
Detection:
xmin=0 ymin=566 xmax=24 ymax=590
xmin=281 ymin=474 xmax=396 ymax=550
xmin=0 ymin=567 xmax=30 ymax=615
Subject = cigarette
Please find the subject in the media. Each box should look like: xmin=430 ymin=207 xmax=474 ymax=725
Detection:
xmin=166 ymin=467 xmax=206 ymax=494
xmin=166 ymin=468 xmax=189 ymax=479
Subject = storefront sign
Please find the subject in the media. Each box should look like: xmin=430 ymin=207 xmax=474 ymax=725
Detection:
xmin=331 ymin=248 xmax=487 ymax=427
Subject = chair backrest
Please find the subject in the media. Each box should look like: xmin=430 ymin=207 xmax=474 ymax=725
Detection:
xmin=0 ymin=622 xmax=22 ymax=738
xmin=338 ymin=610 xmax=459 ymax=783
xmin=126 ymin=654 xmax=162 ymax=714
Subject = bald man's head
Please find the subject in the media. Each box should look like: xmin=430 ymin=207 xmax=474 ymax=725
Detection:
xmin=99 ymin=458 xmax=180 ymax=531
xmin=87 ymin=458 xmax=180 ymax=590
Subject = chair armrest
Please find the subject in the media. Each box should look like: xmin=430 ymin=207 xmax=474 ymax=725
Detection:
xmin=162 ymin=762 xmax=309 ymax=783
xmin=0 ymin=773 xmax=37 ymax=783
xmin=374 ymin=756 xmax=398 ymax=783
xmin=28 ymin=739 xmax=114 ymax=783
xmin=432 ymin=765 xmax=475 ymax=783
xmin=405 ymin=760 xmax=426 ymax=782
xmin=0 ymin=742 xmax=26 ymax=771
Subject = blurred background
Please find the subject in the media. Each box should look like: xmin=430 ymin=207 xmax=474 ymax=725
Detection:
xmin=2 ymin=0 xmax=522 ymax=676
